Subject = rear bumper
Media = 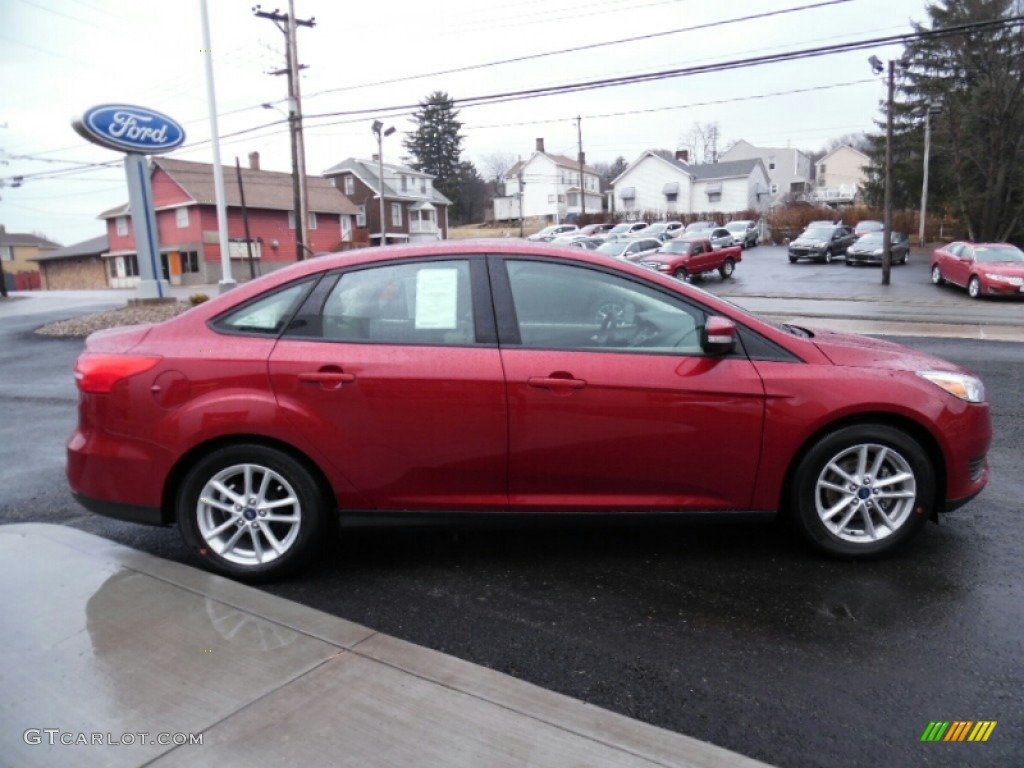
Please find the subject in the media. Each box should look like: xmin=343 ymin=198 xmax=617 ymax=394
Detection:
xmin=70 ymin=491 xmax=167 ymax=526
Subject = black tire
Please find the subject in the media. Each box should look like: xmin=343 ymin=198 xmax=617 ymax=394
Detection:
xmin=823 ymin=249 xmax=834 ymax=264
xmin=845 ymin=258 xmax=854 ymax=266
xmin=968 ymin=276 xmax=982 ymax=299
xmin=930 ymin=265 xmax=944 ymax=285
xmin=788 ymin=255 xmax=798 ymax=264
xmin=719 ymin=258 xmax=735 ymax=279
xmin=177 ymin=444 xmax=330 ymax=581
xmin=673 ymin=267 xmax=688 ymax=281
xmin=789 ymin=424 xmax=934 ymax=558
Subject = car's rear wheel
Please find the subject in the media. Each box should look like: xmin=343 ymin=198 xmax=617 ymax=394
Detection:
xmin=719 ymin=259 xmax=735 ymax=279
xmin=789 ymin=424 xmax=933 ymax=558
xmin=177 ymin=444 xmax=330 ymax=581
xmin=968 ymin=276 xmax=982 ymax=299
xmin=931 ymin=265 xmax=945 ymax=285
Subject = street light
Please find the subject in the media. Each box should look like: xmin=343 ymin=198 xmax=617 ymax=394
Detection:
xmin=371 ymin=120 xmax=396 ymax=246
xmin=919 ymin=102 xmax=942 ymax=247
xmin=869 ymin=55 xmax=895 ymax=286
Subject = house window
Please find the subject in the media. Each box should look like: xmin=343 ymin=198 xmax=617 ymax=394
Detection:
xmin=768 ymin=156 xmax=776 ymax=170
xmin=356 ymin=205 xmax=366 ymax=227
xmin=548 ymin=194 xmax=555 ymax=203
xmin=567 ymin=192 xmax=578 ymax=206
xmin=0 ymin=246 xmax=12 ymax=262
xmin=340 ymin=215 xmax=352 ymax=240
xmin=176 ymin=207 xmax=189 ymax=228
xmin=666 ymin=192 xmax=678 ymax=203
xmin=309 ymin=212 xmax=318 ymax=231
xmin=181 ymin=251 xmax=200 ymax=274
xmin=420 ymin=178 xmax=426 ymax=193
xmin=124 ymin=254 xmax=139 ymax=277
xmin=288 ymin=211 xmax=296 ymax=230
xmin=770 ymin=183 xmax=779 ymax=195
xmin=116 ymin=216 xmax=128 ymax=236
xmin=344 ymin=175 xmax=355 ymax=195
xmin=557 ymin=195 xmax=565 ymax=203
xmin=391 ymin=202 xmax=402 ymax=227
xmin=820 ymin=163 xmax=827 ymax=175
xmin=708 ymin=192 xmax=722 ymax=203
xmin=401 ymin=175 xmax=408 ymax=192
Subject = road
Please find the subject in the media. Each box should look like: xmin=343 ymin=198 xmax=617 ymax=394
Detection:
xmin=2 ymin=269 xmax=1023 ymax=768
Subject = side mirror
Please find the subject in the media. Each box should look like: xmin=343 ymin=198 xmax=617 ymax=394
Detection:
xmin=702 ymin=316 xmax=737 ymax=355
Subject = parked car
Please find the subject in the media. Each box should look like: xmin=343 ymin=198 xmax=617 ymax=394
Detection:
xmin=788 ymin=224 xmax=857 ymax=263
xmin=527 ymin=224 xmax=578 ymax=242
xmin=565 ymin=237 xmax=605 ymax=250
xmin=725 ymin=220 xmax=759 ymax=248
xmin=549 ymin=233 xmax=592 ymax=247
xmin=595 ymin=236 xmax=663 ymax=261
xmin=854 ymin=220 xmax=884 ymax=236
xmin=601 ymin=221 xmax=649 ymax=241
xmin=684 ymin=220 xmax=720 ymax=234
xmin=638 ymin=236 xmax=742 ymax=280
xmin=845 ymin=231 xmax=911 ymax=266
xmin=643 ymin=221 xmax=684 ymax=241
xmin=704 ymin=227 xmax=737 ymax=250
xmin=577 ymin=223 xmax=615 ymax=236
xmin=68 ymin=241 xmax=992 ymax=580
xmin=930 ymin=241 xmax=1024 ymax=298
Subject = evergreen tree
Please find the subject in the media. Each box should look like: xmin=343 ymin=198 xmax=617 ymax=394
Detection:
xmin=403 ymin=91 xmax=465 ymax=212
xmin=863 ymin=0 xmax=1024 ymax=240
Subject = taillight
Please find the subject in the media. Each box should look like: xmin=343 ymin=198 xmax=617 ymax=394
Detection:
xmin=74 ymin=354 xmax=162 ymax=394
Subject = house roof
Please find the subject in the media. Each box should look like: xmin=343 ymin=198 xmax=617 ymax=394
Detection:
xmin=506 ymin=151 xmax=600 ymax=178
xmin=321 ymin=158 xmax=452 ymax=205
xmin=0 ymin=226 xmax=60 ymax=249
xmin=611 ymin=150 xmax=764 ymax=186
xmin=32 ymin=234 xmax=108 ymax=262
xmin=817 ymin=145 xmax=871 ymax=164
xmin=99 ymin=157 xmax=359 ymax=219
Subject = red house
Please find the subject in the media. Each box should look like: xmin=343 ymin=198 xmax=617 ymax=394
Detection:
xmin=99 ymin=154 xmax=360 ymax=287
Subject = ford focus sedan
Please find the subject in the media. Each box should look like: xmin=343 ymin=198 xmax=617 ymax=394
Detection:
xmin=930 ymin=241 xmax=1024 ymax=298
xmin=68 ymin=242 xmax=991 ymax=580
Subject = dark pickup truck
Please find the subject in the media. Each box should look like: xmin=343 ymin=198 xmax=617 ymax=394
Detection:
xmin=633 ymin=237 xmax=742 ymax=280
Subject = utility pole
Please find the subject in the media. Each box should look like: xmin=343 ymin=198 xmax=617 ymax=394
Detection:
xmin=919 ymin=103 xmax=941 ymax=248
xmin=253 ymin=3 xmax=315 ymax=261
xmin=518 ymin=159 xmax=525 ymax=238
xmin=576 ymin=116 xmax=586 ymax=220
xmin=882 ymin=58 xmax=894 ymax=286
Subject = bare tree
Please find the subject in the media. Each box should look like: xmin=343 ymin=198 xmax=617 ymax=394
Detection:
xmin=679 ymin=122 xmax=722 ymax=164
xmin=479 ymin=151 xmax=517 ymax=185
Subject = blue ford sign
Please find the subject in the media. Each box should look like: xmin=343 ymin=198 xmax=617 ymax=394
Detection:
xmin=73 ymin=104 xmax=185 ymax=154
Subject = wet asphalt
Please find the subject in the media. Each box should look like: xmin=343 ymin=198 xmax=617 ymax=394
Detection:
xmin=2 ymin=253 xmax=1022 ymax=768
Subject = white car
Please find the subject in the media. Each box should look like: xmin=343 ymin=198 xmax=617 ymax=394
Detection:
xmin=527 ymin=224 xmax=578 ymax=242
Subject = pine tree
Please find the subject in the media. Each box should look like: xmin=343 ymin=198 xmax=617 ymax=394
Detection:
xmin=403 ymin=91 xmax=465 ymax=211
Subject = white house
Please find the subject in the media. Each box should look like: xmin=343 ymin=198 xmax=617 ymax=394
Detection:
xmin=719 ymin=140 xmax=812 ymax=204
xmin=493 ymin=138 xmax=603 ymax=222
xmin=610 ymin=150 xmax=771 ymax=219
xmin=810 ymin=145 xmax=871 ymax=206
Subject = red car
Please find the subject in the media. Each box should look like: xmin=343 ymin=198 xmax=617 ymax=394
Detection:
xmin=69 ymin=242 xmax=991 ymax=580
xmin=930 ymin=241 xmax=1024 ymax=298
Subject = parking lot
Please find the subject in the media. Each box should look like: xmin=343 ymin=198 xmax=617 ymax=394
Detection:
xmin=1 ymin=254 xmax=1023 ymax=767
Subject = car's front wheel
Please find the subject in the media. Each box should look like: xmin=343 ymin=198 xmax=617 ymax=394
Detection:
xmin=931 ymin=265 xmax=945 ymax=285
xmin=177 ymin=444 xmax=330 ymax=581
xmin=968 ymin=276 xmax=982 ymax=299
xmin=788 ymin=255 xmax=798 ymax=264
xmin=719 ymin=259 xmax=735 ymax=279
xmin=789 ymin=424 xmax=934 ymax=558
xmin=823 ymin=250 xmax=834 ymax=264
xmin=673 ymin=267 xmax=688 ymax=280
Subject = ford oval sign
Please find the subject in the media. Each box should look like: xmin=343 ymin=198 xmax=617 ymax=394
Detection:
xmin=73 ymin=104 xmax=185 ymax=154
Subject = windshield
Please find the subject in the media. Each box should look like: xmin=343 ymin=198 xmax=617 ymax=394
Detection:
xmin=645 ymin=223 xmax=667 ymax=233
xmin=596 ymin=242 xmax=626 ymax=256
xmin=607 ymin=223 xmax=632 ymax=234
xmin=659 ymin=241 xmax=691 ymax=254
xmin=802 ymin=226 xmax=834 ymax=239
xmin=857 ymin=233 xmax=884 ymax=245
xmin=975 ymin=244 xmax=1024 ymax=263
xmin=685 ymin=222 xmax=710 ymax=231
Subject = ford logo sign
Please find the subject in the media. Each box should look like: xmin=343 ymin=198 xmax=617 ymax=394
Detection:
xmin=73 ymin=104 xmax=185 ymax=154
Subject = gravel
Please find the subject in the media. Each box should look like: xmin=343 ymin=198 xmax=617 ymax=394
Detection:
xmin=34 ymin=302 xmax=193 ymax=338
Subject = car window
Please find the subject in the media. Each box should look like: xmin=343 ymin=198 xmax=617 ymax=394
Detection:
xmin=215 ymin=280 xmax=312 ymax=335
xmin=319 ymin=260 xmax=475 ymax=345
xmin=505 ymin=260 xmax=708 ymax=355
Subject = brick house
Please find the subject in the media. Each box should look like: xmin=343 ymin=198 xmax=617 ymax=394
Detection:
xmin=32 ymin=235 xmax=109 ymax=290
xmin=99 ymin=155 xmax=360 ymax=287
xmin=0 ymin=226 xmax=59 ymax=291
xmin=322 ymin=158 xmax=450 ymax=245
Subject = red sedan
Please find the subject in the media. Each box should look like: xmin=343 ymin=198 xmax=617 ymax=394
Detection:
xmin=69 ymin=241 xmax=991 ymax=580
xmin=930 ymin=241 xmax=1024 ymax=298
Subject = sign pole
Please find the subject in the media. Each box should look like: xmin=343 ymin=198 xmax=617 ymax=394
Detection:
xmin=123 ymin=153 xmax=168 ymax=299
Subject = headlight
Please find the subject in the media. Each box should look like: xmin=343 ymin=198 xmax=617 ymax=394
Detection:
xmin=984 ymin=273 xmax=1023 ymax=285
xmin=873 ymin=249 xmax=884 ymax=256
xmin=657 ymin=264 xmax=670 ymax=271
xmin=917 ymin=371 xmax=986 ymax=403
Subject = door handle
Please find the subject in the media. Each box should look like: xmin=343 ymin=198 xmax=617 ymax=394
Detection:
xmin=299 ymin=370 xmax=356 ymax=389
xmin=528 ymin=376 xmax=586 ymax=390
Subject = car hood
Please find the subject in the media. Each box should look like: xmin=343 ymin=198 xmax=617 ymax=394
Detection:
xmin=643 ymin=252 xmax=688 ymax=263
xmin=848 ymin=242 xmax=881 ymax=254
xmin=791 ymin=235 xmax=826 ymax=246
xmin=811 ymin=329 xmax=962 ymax=372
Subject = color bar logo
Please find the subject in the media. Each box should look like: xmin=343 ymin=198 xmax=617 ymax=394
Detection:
xmin=921 ymin=721 xmax=997 ymax=742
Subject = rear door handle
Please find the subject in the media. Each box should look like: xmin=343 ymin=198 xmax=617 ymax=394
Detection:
xmin=528 ymin=376 xmax=586 ymax=390
xmin=299 ymin=370 xmax=356 ymax=389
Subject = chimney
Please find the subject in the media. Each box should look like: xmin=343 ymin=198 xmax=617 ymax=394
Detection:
xmin=371 ymin=153 xmax=379 ymax=162
xmin=675 ymin=149 xmax=689 ymax=163
xmin=248 ymin=151 xmax=260 ymax=170
xmin=536 ymin=138 xmax=545 ymax=153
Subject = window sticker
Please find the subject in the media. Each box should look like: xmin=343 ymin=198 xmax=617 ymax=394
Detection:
xmin=415 ymin=268 xmax=459 ymax=329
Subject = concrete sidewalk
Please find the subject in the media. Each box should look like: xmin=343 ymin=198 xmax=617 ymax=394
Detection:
xmin=0 ymin=524 xmax=773 ymax=768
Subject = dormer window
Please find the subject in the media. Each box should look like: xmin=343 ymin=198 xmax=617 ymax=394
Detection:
xmin=344 ymin=175 xmax=355 ymax=195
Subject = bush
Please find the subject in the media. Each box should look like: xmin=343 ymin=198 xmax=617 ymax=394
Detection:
xmin=189 ymin=293 xmax=210 ymax=306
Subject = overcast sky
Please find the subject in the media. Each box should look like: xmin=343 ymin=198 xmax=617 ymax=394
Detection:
xmin=1 ymin=0 xmax=930 ymax=245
